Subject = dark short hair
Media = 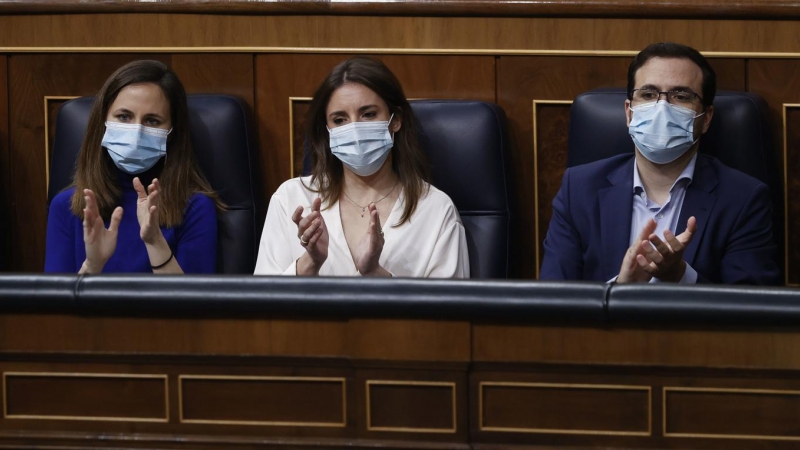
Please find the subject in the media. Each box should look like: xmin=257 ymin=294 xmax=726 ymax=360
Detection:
xmin=627 ymin=42 xmax=716 ymax=108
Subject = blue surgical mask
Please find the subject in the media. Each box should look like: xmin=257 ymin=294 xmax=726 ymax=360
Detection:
xmin=102 ymin=122 xmax=170 ymax=174
xmin=328 ymin=114 xmax=394 ymax=177
xmin=629 ymin=101 xmax=705 ymax=164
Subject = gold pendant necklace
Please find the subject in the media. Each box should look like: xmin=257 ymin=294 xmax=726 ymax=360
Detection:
xmin=343 ymin=182 xmax=398 ymax=217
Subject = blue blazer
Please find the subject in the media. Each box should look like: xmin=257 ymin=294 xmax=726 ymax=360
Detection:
xmin=540 ymin=153 xmax=781 ymax=285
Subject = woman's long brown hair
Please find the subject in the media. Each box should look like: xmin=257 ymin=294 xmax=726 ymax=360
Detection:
xmin=70 ymin=60 xmax=223 ymax=226
xmin=304 ymin=56 xmax=429 ymax=225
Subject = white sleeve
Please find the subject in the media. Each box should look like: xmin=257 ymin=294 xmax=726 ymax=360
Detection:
xmin=254 ymin=193 xmax=298 ymax=275
xmin=425 ymin=207 xmax=470 ymax=279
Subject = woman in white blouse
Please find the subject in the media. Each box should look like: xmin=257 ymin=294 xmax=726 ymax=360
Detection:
xmin=254 ymin=57 xmax=469 ymax=277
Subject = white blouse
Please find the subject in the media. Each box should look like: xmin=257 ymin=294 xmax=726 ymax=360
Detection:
xmin=254 ymin=177 xmax=469 ymax=278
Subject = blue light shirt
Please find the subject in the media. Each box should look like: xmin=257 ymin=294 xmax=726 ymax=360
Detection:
xmin=630 ymin=153 xmax=698 ymax=283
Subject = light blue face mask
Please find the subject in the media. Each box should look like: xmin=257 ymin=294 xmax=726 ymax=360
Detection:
xmin=328 ymin=114 xmax=394 ymax=177
xmin=628 ymin=100 xmax=705 ymax=164
xmin=102 ymin=121 xmax=170 ymax=174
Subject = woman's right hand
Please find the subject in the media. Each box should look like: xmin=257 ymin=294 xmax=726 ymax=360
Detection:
xmin=79 ymin=189 xmax=123 ymax=274
xmin=292 ymin=197 xmax=329 ymax=276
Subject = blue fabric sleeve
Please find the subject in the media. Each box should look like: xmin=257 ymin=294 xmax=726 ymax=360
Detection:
xmin=174 ymin=193 xmax=218 ymax=274
xmin=540 ymin=168 xmax=583 ymax=280
xmin=44 ymin=189 xmax=78 ymax=273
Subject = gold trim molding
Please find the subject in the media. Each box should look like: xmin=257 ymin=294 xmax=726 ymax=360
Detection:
xmin=4 ymin=47 xmax=800 ymax=59
xmin=532 ymin=99 xmax=574 ymax=278
xmin=479 ymin=381 xmax=652 ymax=436
xmin=288 ymin=97 xmax=313 ymax=179
xmin=782 ymin=104 xmax=800 ymax=287
xmin=366 ymin=380 xmax=457 ymax=433
xmin=3 ymin=371 xmax=169 ymax=423
xmin=663 ymin=386 xmax=800 ymax=441
xmin=178 ymin=375 xmax=347 ymax=427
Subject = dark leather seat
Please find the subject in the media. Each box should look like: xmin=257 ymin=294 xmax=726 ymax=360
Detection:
xmin=568 ymin=88 xmax=783 ymax=278
xmin=304 ymin=100 xmax=514 ymax=278
xmin=49 ymin=95 xmax=260 ymax=274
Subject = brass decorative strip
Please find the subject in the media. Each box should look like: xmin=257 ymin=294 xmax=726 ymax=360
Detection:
xmin=2 ymin=371 xmax=169 ymax=423
xmin=532 ymin=99 xmax=574 ymax=278
xmin=663 ymin=386 xmax=800 ymax=441
xmin=2 ymin=47 xmax=800 ymax=58
xmin=365 ymin=380 xmax=457 ymax=433
xmin=43 ymin=96 xmax=80 ymax=195
xmin=783 ymin=104 xmax=800 ymax=287
xmin=178 ymin=375 xmax=346 ymax=427
xmin=288 ymin=97 xmax=313 ymax=179
xmin=0 ymin=0 xmax=798 ymax=18
xmin=479 ymin=381 xmax=651 ymax=436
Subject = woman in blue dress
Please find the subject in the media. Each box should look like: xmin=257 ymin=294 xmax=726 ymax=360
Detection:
xmin=45 ymin=60 xmax=222 ymax=274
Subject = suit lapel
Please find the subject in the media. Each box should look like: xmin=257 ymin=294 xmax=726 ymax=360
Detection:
xmin=599 ymin=158 xmax=635 ymax=280
xmin=678 ymin=155 xmax=718 ymax=265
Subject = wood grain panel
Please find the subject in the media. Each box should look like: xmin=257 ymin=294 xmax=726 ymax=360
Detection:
xmin=255 ymin=54 xmax=494 ymax=200
xmin=171 ymin=54 xmax=254 ymax=112
xmin=480 ymin=382 xmax=650 ymax=435
xmin=786 ymin=106 xmax=800 ymax=285
xmin=8 ymin=54 xmax=170 ymax=272
xmin=472 ymin=325 xmax=800 ymax=370
xmin=497 ymin=56 xmax=630 ymax=278
xmin=348 ymin=319 xmax=470 ymax=362
xmin=1 ymin=0 xmax=798 ymax=19
xmin=0 ymin=55 xmax=8 ymax=272
xmin=2 ymin=15 xmax=800 ymax=54
xmin=180 ymin=376 xmax=345 ymax=426
xmin=4 ymin=373 xmax=167 ymax=421
xmin=0 ymin=315 xmax=346 ymax=357
xmin=367 ymin=381 xmax=456 ymax=432
xmin=665 ymin=387 xmax=800 ymax=439
xmin=533 ymin=102 xmax=571 ymax=276
xmin=748 ymin=59 xmax=800 ymax=285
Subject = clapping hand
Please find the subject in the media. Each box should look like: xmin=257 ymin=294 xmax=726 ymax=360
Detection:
xmin=292 ymin=197 xmax=329 ymax=275
xmin=80 ymin=189 xmax=123 ymax=274
xmin=354 ymin=203 xmax=386 ymax=276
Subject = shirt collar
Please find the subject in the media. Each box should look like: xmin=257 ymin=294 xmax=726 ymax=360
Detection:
xmin=633 ymin=152 xmax=698 ymax=194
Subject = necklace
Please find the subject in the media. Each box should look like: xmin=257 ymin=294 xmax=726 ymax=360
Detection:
xmin=343 ymin=182 xmax=398 ymax=217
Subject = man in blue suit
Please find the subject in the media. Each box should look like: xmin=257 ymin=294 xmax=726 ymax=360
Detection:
xmin=540 ymin=42 xmax=781 ymax=285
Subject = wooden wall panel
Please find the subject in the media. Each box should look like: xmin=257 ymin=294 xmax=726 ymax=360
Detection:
xmin=748 ymin=59 xmax=800 ymax=285
xmin=0 ymin=55 xmax=8 ymax=271
xmin=497 ymin=56 xmax=631 ymax=278
xmin=172 ymin=54 xmax=255 ymax=112
xmin=480 ymin=382 xmax=650 ymax=435
xmin=786 ymin=107 xmax=800 ymax=286
xmin=664 ymin=387 xmax=800 ymax=439
xmin=8 ymin=54 xmax=170 ymax=272
xmin=366 ymin=381 xmax=456 ymax=432
xmin=3 ymin=0 xmax=800 ymax=19
xmin=472 ymin=325 xmax=800 ymax=370
xmin=4 ymin=373 xmax=168 ymax=421
xmin=180 ymin=376 xmax=346 ymax=426
xmin=255 ymin=54 xmax=494 ymax=200
xmin=1 ymin=15 xmax=800 ymax=54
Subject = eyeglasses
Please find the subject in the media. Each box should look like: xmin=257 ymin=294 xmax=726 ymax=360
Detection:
xmin=629 ymin=89 xmax=703 ymax=107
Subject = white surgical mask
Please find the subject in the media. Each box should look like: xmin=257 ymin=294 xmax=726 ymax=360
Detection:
xmin=628 ymin=101 xmax=705 ymax=164
xmin=328 ymin=114 xmax=394 ymax=177
xmin=102 ymin=122 xmax=170 ymax=174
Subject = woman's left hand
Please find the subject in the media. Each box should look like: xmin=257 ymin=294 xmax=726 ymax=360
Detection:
xmin=354 ymin=203 xmax=390 ymax=276
xmin=134 ymin=177 xmax=164 ymax=245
